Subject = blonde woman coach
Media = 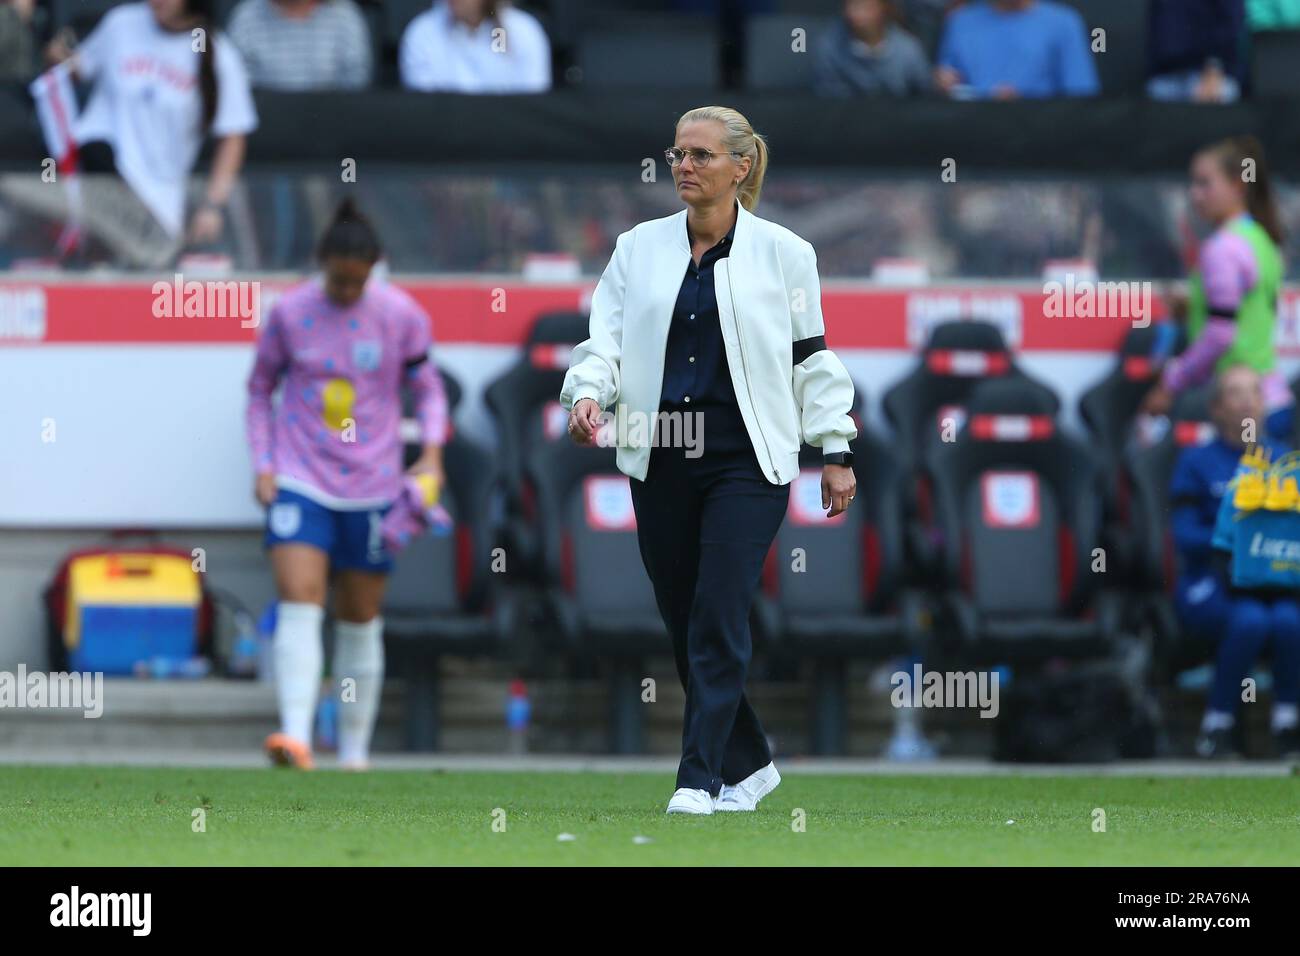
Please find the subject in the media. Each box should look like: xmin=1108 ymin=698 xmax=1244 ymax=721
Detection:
xmin=560 ymin=106 xmax=858 ymax=815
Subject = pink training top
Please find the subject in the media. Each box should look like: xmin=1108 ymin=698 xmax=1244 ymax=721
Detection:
xmin=1161 ymin=221 xmax=1291 ymax=411
xmin=246 ymin=277 xmax=450 ymax=509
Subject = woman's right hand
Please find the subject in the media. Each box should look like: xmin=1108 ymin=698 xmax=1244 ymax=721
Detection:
xmin=255 ymin=472 xmax=278 ymax=507
xmin=567 ymin=398 xmax=602 ymax=446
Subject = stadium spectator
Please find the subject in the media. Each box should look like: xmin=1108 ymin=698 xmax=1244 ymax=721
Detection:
xmin=814 ymin=0 xmax=933 ymax=97
xmin=1182 ymin=367 xmax=1300 ymax=759
xmin=400 ymin=0 xmax=550 ymax=93
xmin=227 ymin=0 xmax=372 ymax=90
xmin=1142 ymin=136 xmax=1292 ymax=442
xmin=44 ymin=0 xmax=257 ymax=250
xmin=0 ymin=0 xmax=36 ymax=81
xmin=1146 ymin=0 xmax=1245 ymax=103
xmin=934 ymin=0 xmax=1099 ymax=99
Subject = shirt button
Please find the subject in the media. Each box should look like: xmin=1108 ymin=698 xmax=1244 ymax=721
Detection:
xmin=688 ymin=356 xmax=695 ymax=363
xmin=684 ymin=395 xmax=691 ymax=403
xmin=689 ymin=314 xmax=695 ymax=320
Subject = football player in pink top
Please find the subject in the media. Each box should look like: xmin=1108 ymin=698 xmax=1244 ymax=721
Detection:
xmin=246 ymin=199 xmax=450 ymax=770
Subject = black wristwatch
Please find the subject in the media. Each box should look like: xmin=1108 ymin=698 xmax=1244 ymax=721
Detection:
xmin=824 ymin=451 xmax=854 ymax=467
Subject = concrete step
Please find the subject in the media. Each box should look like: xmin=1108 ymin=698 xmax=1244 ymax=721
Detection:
xmin=0 ymin=673 xmax=1267 ymax=757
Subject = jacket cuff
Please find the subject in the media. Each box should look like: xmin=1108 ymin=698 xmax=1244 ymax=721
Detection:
xmin=820 ymin=435 xmax=851 ymax=456
xmin=568 ymin=385 xmax=602 ymax=411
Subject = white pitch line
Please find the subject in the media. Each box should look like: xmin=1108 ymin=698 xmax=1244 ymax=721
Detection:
xmin=0 ymin=748 xmax=1295 ymax=776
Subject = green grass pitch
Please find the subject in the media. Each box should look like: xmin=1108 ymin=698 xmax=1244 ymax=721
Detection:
xmin=2 ymin=766 xmax=1298 ymax=865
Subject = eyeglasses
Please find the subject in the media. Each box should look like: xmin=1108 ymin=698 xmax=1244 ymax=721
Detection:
xmin=664 ymin=146 xmax=743 ymax=169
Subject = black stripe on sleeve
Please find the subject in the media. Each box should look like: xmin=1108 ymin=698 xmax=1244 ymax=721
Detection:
xmin=1207 ymin=305 xmax=1238 ymax=321
xmin=404 ymin=353 xmax=429 ymax=369
xmin=793 ymin=334 xmax=827 ymax=365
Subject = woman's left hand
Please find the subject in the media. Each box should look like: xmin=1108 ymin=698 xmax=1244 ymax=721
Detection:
xmin=822 ymin=463 xmax=856 ymax=518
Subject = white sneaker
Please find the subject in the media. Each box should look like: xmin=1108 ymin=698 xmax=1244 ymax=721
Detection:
xmin=713 ymin=763 xmax=781 ymax=811
xmin=666 ymin=788 xmax=714 ymax=815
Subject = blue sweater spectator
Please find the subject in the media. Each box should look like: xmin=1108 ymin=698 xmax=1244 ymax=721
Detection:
xmin=1146 ymin=0 xmax=1245 ymax=103
xmin=935 ymin=0 xmax=1099 ymax=99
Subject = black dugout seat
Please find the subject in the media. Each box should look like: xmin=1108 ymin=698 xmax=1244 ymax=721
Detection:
xmin=1127 ymin=385 xmax=1215 ymax=592
xmin=383 ymin=428 xmax=514 ymax=751
xmin=483 ymin=311 xmax=591 ymax=579
xmin=761 ymin=426 xmax=924 ymax=753
xmin=1078 ymin=322 xmax=1184 ymax=579
xmin=926 ymin=378 xmax=1121 ymax=663
xmin=1126 ymin=385 xmax=1216 ymax=673
xmin=882 ymin=320 xmax=1059 ymax=576
xmin=531 ymin=420 xmax=663 ymax=752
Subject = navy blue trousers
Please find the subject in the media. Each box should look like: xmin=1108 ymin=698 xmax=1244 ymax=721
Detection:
xmin=629 ymin=402 xmax=789 ymax=796
xmin=1176 ymin=573 xmax=1300 ymax=713
xmin=1210 ymin=596 xmax=1300 ymax=713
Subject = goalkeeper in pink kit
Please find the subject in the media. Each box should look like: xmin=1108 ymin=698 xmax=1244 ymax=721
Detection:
xmin=246 ymin=199 xmax=450 ymax=769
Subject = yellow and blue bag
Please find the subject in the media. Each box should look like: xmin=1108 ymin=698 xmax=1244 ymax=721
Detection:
xmin=43 ymin=544 xmax=212 ymax=674
xmin=1214 ymin=445 xmax=1300 ymax=589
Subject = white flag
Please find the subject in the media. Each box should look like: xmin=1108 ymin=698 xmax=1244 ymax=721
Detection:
xmin=29 ymin=60 xmax=84 ymax=255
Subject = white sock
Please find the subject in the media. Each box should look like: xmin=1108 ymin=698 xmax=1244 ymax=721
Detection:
xmin=1271 ymin=703 xmax=1299 ymax=732
xmin=274 ymin=601 xmax=325 ymax=746
xmin=333 ymin=616 xmax=385 ymax=765
xmin=1201 ymin=709 xmax=1235 ymax=732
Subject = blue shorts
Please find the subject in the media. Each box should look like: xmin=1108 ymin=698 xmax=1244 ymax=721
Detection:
xmin=263 ymin=488 xmax=395 ymax=574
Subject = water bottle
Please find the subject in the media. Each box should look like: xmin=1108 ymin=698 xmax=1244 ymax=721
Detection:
xmin=316 ymin=686 xmax=339 ymax=753
xmin=133 ymin=656 xmax=210 ymax=679
xmin=227 ymin=608 xmax=260 ymax=678
xmin=506 ymin=679 xmax=530 ymax=755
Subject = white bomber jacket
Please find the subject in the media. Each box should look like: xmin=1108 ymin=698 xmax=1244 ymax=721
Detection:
xmin=559 ymin=200 xmax=857 ymax=485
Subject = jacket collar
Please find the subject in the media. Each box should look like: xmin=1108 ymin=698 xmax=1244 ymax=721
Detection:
xmin=673 ymin=197 xmax=749 ymax=255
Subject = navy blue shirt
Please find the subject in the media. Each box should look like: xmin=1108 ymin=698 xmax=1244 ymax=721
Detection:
xmin=659 ymin=214 xmax=751 ymax=454
xmin=1171 ymin=435 xmax=1287 ymax=581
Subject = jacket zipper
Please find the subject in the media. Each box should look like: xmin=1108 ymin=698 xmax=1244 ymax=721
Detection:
xmin=723 ymin=262 xmax=781 ymax=483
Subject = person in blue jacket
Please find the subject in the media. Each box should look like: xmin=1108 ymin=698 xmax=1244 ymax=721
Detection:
xmin=1171 ymin=365 xmax=1300 ymax=758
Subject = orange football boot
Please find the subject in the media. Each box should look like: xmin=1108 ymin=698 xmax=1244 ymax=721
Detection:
xmin=264 ymin=732 xmax=315 ymax=769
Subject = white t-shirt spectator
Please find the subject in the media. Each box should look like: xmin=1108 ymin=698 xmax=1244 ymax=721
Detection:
xmin=227 ymin=0 xmax=372 ymax=91
xmin=73 ymin=3 xmax=258 ymax=236
xmin=400 ymin=1 xmax=550 ymax=93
